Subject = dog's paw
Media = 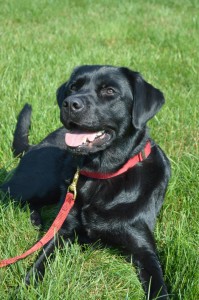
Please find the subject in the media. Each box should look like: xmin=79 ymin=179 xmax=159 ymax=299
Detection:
xmin=25 ymin=271 xmax=31 ymax=286
xmin=30 ymin=209 xmax=42 ymax=229
xmin=25 ymin=267 xmax=44 ymax=286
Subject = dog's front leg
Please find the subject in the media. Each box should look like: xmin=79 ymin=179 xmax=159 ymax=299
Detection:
xmin=121 ymin=223 xmax=169 ymax=300
xmin=25 ymin=234 xmax=64 ymax=285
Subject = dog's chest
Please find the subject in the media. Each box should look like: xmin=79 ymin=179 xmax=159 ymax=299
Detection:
xmin=76 ymin=177 xmax=129 ymax=239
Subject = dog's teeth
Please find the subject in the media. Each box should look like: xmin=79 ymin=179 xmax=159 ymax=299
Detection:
xmin=96 ymin=130 xmax=105 ymax=137
xmin=83 ymin=131 xmax=106 ymax=145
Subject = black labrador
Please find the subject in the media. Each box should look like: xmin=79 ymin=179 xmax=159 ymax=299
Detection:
xmin=0 ymin=65 xmax=171 ymax=299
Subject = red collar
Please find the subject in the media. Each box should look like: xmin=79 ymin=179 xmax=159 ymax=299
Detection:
xmin=80 ymin=141 xmax=151 ymax=179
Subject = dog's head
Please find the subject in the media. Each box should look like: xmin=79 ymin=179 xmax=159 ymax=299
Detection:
xmin=57 ymin=65 xmax=164 ymax=155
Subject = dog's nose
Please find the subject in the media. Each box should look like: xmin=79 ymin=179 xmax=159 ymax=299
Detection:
xmin=63 ymin=98 xmax=84 ymax=112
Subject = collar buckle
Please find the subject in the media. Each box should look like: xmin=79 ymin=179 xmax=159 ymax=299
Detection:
xmin=68 ymin=168 xmax=80 ymax=200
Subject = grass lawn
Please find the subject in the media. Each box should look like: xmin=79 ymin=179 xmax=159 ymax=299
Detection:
xmin=0 ymin=0 xmax=198 ymax=299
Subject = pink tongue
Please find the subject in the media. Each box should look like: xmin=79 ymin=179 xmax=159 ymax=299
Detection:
xmin=65 ymin=130 xmax=98 ymax=147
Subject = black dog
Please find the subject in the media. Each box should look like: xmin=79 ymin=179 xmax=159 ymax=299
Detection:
xmin=1 ymin=65 xmax=171 ymax=299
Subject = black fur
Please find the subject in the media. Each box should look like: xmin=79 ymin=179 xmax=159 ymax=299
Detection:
xmin=12 ymin=103 xmax=32 ymax=157
xmin=0 ymin=65 xmax=170 ymax=299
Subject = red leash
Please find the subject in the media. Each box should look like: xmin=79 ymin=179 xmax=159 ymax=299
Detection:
xmin=0 ymin=170 xmax=80 ymax=268
xmin=0 ymin=142 xmax=151 ymax=268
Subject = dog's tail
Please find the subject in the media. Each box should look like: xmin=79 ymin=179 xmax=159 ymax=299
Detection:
xmin=12 ymin=103 xmax=32 ymax=157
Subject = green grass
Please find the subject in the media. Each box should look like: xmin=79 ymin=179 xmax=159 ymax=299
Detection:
xmin=0 ymin=0 xmax=198 ymax=299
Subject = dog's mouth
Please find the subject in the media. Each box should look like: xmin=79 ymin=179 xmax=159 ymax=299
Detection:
xmin=65 ymin=127 xmax=113 ymax=154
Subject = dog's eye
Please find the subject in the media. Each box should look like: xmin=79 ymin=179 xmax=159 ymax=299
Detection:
xmin=101 ymin=87 xmax=115 ymax=96
xmin=70 ymin=78 xmax=85 ymax=92
xmin=70 ymin=83 xmax=77 ymax=91
xmin=106 ymin=88 xmax=114 ymax=94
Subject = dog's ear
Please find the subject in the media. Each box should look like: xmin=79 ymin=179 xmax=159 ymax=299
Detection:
xmin=56 ymin=81 xmax=68 ymax=108
xmin=122 ymin=68 xmax=165 ymax=129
